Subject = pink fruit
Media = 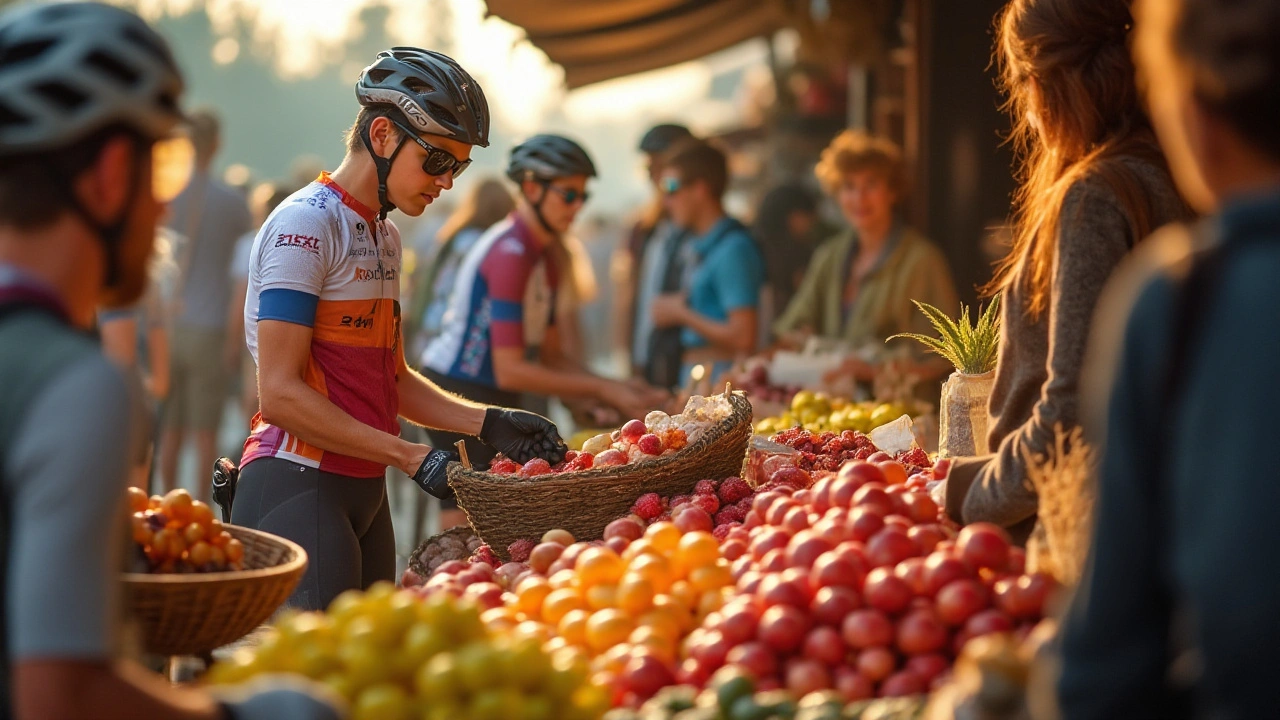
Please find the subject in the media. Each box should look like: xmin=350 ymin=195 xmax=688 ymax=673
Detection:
xmin=519 ymin=458 xmax=552 ymax=477
xmin=785 ymin=658 xmax=832 ymax=697
xmin=604 ymin=518 xmax=645 ymax=542
xmin=866 ymin=528 xmax=919 ymax=568
xmin=785 ymin=530 xmax=835 ymax=568
xmin=637 ymin=433 xmax=663 ymax=455
xmin=726 ymin=641 xmax=777 ymax=680
xmin=621 ymin=419 xmax=646 ymax=441
xmin=863 ymin=567 xmax=913 ymax=614
xmin=759 ymin=605 xmax=810 ymax=653
xmin=842 ymin=608 xmax=894 ymax=648
xmin=896 ymin=608 xmax=948 ymax=655
xmin=811 ymin=585 xmax=861 ymax=626
xmin=935 ymin=579 xmax=990 ymax=626
xmin=674 ymin=505 xmax=714 ymax=533
xmin=595 ymin=449 xmax=628 ymax=467
xmin=855 ymin=646 xmax=896 ymax=681
xmin=957 ymin=522 xmax=1012 ymax=571
xmin=770 ymin=466 xmax=812 ymax=488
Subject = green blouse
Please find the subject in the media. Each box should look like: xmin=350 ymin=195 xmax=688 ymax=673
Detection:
xmin=772 ymin=224 xmax=960 ymax=355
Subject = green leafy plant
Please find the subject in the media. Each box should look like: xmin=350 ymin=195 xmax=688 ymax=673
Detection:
xmin=888 ymin=297 xmax=1001 ymax=375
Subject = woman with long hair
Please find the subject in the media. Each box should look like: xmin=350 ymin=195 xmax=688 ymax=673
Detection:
xmin=942 ymin=0 xmax=1191 ymax=541
xmin=1059 ymin=0 xmax=1280 ymax=715
xmin=406 ymin=177 xmax=514 ymax=358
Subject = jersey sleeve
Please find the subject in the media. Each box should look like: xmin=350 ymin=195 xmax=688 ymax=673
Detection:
xmin=254 ymin=204 xmax=333 ymax=328
xmin=383 ymin=219 xmax=404 ymax=304
xmin=714 ymin=234 xmax=765 ymax=311
xmin=6 ymin=354 xmax=133 ymax=661
xmin=480 ymin=237 xmax=535 ymax=349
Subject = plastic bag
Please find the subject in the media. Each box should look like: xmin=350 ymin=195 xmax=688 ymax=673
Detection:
xmin=938 ymin=371 xmax=994 ymax=458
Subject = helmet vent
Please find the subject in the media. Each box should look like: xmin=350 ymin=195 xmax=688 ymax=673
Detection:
xmin=402 ymin=76 xmax=433 ymax=95
xmin=425 ymin=101 xmax=456 ymax=124
xmin=85 ymin=49 xmax=141 ymax=88
xmin=367 ymin=69 xmax=395 ymax=85
xmin=32 ymin=80 xmax=89 ymax=112
xmin=0 ymin=101 xmax=29 ymax=131
xmin=0 ymin=38 xmax=56 ymax=66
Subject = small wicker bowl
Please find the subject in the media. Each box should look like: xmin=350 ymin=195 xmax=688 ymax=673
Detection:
xmin=123 ymin=524 xmax=307 ymax=657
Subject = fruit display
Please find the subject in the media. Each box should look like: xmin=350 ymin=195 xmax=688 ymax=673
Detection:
xmin=731 ymin=362 xmax=803 ymax=405
xmin=767 ymin=427 xmax=935 ymax=477
xmin=126 ymin=487 xmax=244 ymax=573
xmin=602 ymin=670 xmax=928 ymax=720
xmin=208 ymin=584 xmax=611 ymax=720
xmin=487 ymin=394 xmax=737 ymax=476
xmin=677 ymin=460 xmax=1058 ymax=704
xmin=753 ymin=391 xmax=915 ymax=438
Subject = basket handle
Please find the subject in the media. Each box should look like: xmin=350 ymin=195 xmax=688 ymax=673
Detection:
xmin=455 ymin=440 xmax=472 ymax=470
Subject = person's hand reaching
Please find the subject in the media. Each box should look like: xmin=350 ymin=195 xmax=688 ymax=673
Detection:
xmin=479 ymin=408 xmax=568 ymax=465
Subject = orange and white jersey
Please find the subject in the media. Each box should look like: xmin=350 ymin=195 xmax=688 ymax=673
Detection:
xmin=241 ymin=173 xmax=402 ymax=477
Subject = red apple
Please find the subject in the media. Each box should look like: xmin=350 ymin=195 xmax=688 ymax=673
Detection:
xmin=866 ymin=451 xmax=892 ymax=464
xmin=622 ymin=651 xmax=676 ymax=699
xmin=828 ymin=476 xmax=859 ymax=508
xmin=1007 ymin=546 xmax=1027 ymax=574
xmin=847 ymin=506 xmax=887 ymax=542
xmin=785 ymin=530 xmax=834 ymax=568
xmin=605 ymin=517 xmax=645 ymax=542
xmin=880 ymin=669 xmax=925 ymax=697
xmin=957 ymin=522 xmax=1012 ymax=571
xmin=723 ymin=539 xmax=748 ymax=562
xmin=935 ymin=578 xmax=990 ymax=626
xmin=883 ymin=514 xmax=914 ymax=533
xmin=905 ymin=654 xmax=949 ymax=685
xmin=718 ymin=602 xmax=762 ymax=645
xmin=833 ymin=666 xmax=875 ymax=702
xmin=866 ymin=528 xmax=919 ymax=568
xmin=727 ymin=641 xmax=778 ymax=680
xmin=899 ymin=493 xmax=939 ymax=524
xmin=737 ymin=570 xmax=764 ymax=595
xmin=785 ymin=658 xmax=832 ymax=697
xmin=752 ymin=491 xmax=784 ymax=517
xmin=923 ymin=552 xmax=972 ymax=596
xmin=855 ymin=646 xmax=896 ymax=681
xmin=677 ymin=657 xmax=710 ymax=687
xmin=811 ymin=549 xmax=867 ymax=591
xmin=896 ymin=608 xmax=948 ymax=655
xmin=907 ymin=524 xmax=947 ymax=554
xmin=802 ymin=625 xmax=846 ymax=665
xmin=863 ymin=567 xmax=913 ymax=614
xmin=842 ymin=461 xmax=887 ymax=488
xmin=810 ymin=476 xmax=834 ymax=513
xmin=893 ymin=556 xmax=928 ymax=596
xmin=463 ymin=581 xmax=504 ymax=610
xmin=964 ymin=608 xmax=1014 ymax=638
xmin=750 ymin=527 xmax=792 ymax=561
xmin=811 ymin=516 xmax=849 ymax=546
xmin=811 ymin=585 xmax=861 ymax=626
xmin=758 ymin=572 xmax=809 ymax=608
xmin=841 ymin=608 xmax=894 ymax=648
xmin=674 ymin=506 xmax=714 ymax=533
xmin=690 ymin=628 xmax=731 ymax=667
xmin=782 ymin=506 xmax=811 ymax=532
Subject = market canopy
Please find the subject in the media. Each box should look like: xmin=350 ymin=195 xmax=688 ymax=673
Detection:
xmin=483 ymin=0 xmax=789 ymax=89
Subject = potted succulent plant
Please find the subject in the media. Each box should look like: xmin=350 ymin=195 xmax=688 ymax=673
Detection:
xmin=889 ymin=298 xmax=1000 ymax=457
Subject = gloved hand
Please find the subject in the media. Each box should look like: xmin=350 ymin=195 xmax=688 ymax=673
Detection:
xmin=412 ymin=447 xmax=460 ymax=498
xmin=213 ymin=675 xmax=345 ymax=720
xmin=478 ymin=407 xmax=567 ymax=465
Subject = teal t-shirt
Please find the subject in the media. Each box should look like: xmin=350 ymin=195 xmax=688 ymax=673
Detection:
xmin=681 ymin=217 xmax=765 ymax=349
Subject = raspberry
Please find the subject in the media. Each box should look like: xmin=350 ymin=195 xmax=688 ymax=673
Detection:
xmin=715 ymin=506 xmax=746 ymax=526
xmin=735 ymin=496 xmax=755 ymax=512
xmin=520 ymin=458 xmax=552 ymax=477
xmin=712 ymin=524 xmax=735 ymax=542
xmin=471 ymin=544 xmax=499 ymax=566
xmin=854 ymin=447 xmax=875 ymax=461
xmin=569 ymin=452 xmax=594 ymax=471
xmin=638 ymin=433 xmax=664 ymax=455
xmin=691 ymin=493 xmax=720 ymax=515
xmin=489 ymin=457 xmax=521 ymax=475
xmin=631 ymin=492 xmax=664 ymax=521
xmin=897 ymin=447 xmax=932 ymax=469
xmin=670 ymin=494 xmax=692 ymax=509
xmin=717 ymin=477 xmax=752 ymax=504
xmin=507 ymin=539 xmax=536 ymax=563
xmin=694 ymin=479 xmax=718 ymax=496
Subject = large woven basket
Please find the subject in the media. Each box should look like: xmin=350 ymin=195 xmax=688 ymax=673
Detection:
xmin=408 ymin=525 xmax=481 ymax=578
xmin=450 ymin=392 xmax=753 ymax=559
xmin=123 ymin=524 xmax=307 ymax=657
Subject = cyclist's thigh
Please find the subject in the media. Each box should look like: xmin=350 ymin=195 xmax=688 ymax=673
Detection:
xmin=358 ymin=488 xmax=397 ymax=589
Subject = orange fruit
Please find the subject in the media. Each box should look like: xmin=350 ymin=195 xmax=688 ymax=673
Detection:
xmin=512 ymin=620 xmax=552 ymax=643
xmin=557 ymin=608 xmax=591 ymax=647
xmin=515 ymin=577 xmax=552 ymax=616
xmin=676 ymin=532 xmax=719 ymax=570
xmin=541 ymin=588 xmax=586 ymax=626
xmin=622 ymin=538 xmax=659 ymax=562
xmin=585 ymin=584 xmax=618 ymax=611
xmin=616 ymin=575 xmax=655 ymax=615
xmin=160 ymin=489 xmax=194 ymax=524
xmin=182 ymin=522 xmax=206 ymax=546
xmin=688 ymin=563 xmax=733 ymax=593
xmin=878 ymin=461 xmax=908 ymax=486
xmin=635 ymin=610 xmax=681 ymax=642
xmin=629 ymin=626 xmax=676 ymax=663
xmin=207 ymin=544 xmax=227 ymax=568
xmin=626 ymin=554 xmax=674 ymax=593
xmin=576 ymin=547 xmax=624 ymax=587
xmin=596 ymin=642 xmax=634 ymax=673
xmin=542 ymin=636 xmax=572 ymax=655
xmin=189 ymin=501 xmax=215 ymax=527
xmin=187 ymin=541 xmax=212 ymax=566
xmin=644 ymin=522 xmax=681 ymax=553
xmin=584 ymin=609 xmax=633 ymax=654
xmin=130 ymin=513 xmax=152 ymax=545
xmin=652 ymin=594 xmax=694 ymax=632
xmin=224 ymin=538 xmax=244 ymax=564
xmin=548 ymin=569 xmax=580 ymax=591
xmin=126 ymin=487 xmax=149 ymax=513
xmin=668 ymin=580 xmax=697 ymax=609
xmin=697 ymin=589 xmax=724 ymax=618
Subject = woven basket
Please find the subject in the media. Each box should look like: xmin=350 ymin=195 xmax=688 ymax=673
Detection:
xmin=450 ymin=391 xmax=753 ymax=559
xmin=123 ymin=524 xmax=307 ymax=657
xmin=408 ymin=525 xmax=480 ymax=578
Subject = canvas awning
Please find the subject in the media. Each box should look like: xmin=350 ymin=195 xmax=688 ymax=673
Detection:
xmin=483 ymin=0 xmax=788 ymax=89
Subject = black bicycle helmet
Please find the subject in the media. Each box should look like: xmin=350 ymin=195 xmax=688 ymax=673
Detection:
xmin=356 ymin=47 xmax=490 ymax=148
xmin=506 ymin=134 xmax=597 ymax=184
xmin=0 ymin=1 xmax=185 ymax=154
xmin=638 ymin=123 xmax=692 ymax=155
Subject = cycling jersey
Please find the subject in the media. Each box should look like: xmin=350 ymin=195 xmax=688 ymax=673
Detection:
xmin=241 ymin=173 xmax=402 ymax=477
xmin=420 ymin=213 xmax=557 ymax=387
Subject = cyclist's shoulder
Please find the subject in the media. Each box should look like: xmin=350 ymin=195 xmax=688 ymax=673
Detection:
xmin=260 ymin=184 xmax=347 ymax=237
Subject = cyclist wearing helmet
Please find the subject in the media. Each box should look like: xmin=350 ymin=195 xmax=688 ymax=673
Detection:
xmin=420 ymin=134 xmax=668 ymax=465
xmin=0 ymin=3 xmax=339 ymax=719
xmin=233 ymin=48 xmax=566 ymax=610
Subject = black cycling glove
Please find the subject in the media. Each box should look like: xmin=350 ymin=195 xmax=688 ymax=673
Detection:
xmin=412 ymin=448 xmax=460 ymax=499
xmin=478 ymin=407 xmax=568 ymax=465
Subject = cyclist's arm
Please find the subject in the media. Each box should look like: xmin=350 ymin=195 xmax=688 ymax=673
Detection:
xmin=395 ymin=332 xmax=486 ymax=434
xmin=257 ymin=318 xmax=422 ymax=474
xmin=492 ymin=346 xmax=609 ymax=399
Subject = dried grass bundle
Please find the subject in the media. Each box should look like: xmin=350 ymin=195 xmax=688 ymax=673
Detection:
xmin=1023 ymin=425 xmax=1097 ymax=586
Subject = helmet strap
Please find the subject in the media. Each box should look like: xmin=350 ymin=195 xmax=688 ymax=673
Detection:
xmin=361 ymin=123 xmax=409 ymax=221
xmin=530 ymin=179 xmax=559 ymax=237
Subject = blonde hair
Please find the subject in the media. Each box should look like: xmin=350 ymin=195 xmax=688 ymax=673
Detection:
xmin=814 ymin=130 xmax=906 ymax=197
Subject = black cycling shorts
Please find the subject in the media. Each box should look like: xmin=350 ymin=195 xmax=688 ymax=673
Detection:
xmin=231 ymin=457 xmax=395 ymax=611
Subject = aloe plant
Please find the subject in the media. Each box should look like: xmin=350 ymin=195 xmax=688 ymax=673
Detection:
xmin=888 ymin=297 xmax=1001 ymax=375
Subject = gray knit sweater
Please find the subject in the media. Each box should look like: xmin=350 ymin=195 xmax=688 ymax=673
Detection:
xmin=945 ymin=156 xmax=1189 ymax=539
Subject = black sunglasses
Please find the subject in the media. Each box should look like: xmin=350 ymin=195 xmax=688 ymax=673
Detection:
xmin=545 ymin=184 xmax=590 ymax=205
xmin=389 ymin=118 xmax=472 ymax=179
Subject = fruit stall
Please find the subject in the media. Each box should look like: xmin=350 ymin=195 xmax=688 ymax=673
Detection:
xmin=123 ymin=378 xmax=1060 ymax=720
